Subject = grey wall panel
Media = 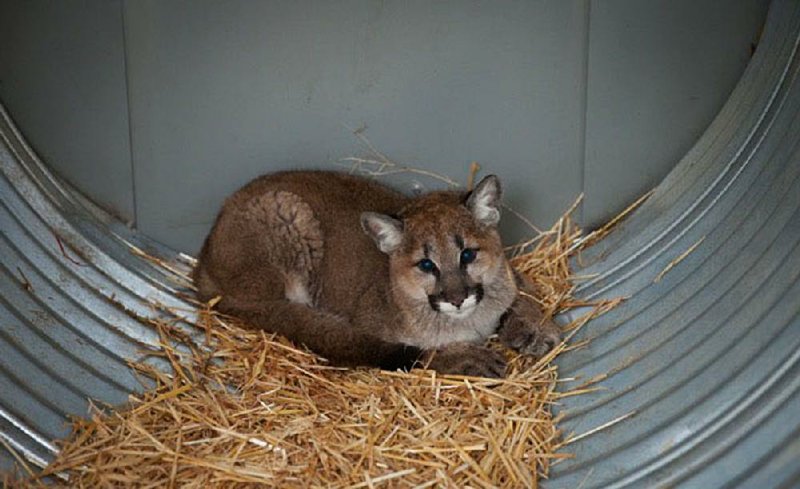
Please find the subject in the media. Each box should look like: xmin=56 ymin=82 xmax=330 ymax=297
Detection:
xmin=124 ymin=0 xmax=589 ymax=253
xmin=582 ymin=0 xmax=769 ymax=229
xmin=0 ymin=0 xmax=134 ymax=222
xmin=0 ymin=1 xmax=770 ymax=253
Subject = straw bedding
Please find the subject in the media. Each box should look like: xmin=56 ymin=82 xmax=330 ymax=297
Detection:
xmin=6 ymin=191 xmax=629 ymax=488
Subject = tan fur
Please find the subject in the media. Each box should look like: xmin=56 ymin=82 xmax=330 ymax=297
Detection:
xmin=387 ymin=192 xmax=516 ymax=348
xmin=194 ymin=171 xmax=560 ymax=377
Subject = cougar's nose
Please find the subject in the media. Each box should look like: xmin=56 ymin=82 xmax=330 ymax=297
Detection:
xmin=444 ymin=288 xmax=468 ymax=308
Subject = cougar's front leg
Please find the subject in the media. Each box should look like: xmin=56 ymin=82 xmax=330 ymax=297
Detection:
xmin=423 ymin=343 xmax=507 ymax=378
xmin=497 ymin=270 xmax=561 ymax=358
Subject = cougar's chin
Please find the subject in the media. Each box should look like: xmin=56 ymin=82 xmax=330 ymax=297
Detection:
xmin=442 ymin=306 xmax=477 ymax=319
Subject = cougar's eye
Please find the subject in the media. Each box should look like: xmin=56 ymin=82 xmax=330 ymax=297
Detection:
xmin=417 ymin=258 xmax=436 ymax=273
xmin=460 ymin=248 xmax=478 ymax=265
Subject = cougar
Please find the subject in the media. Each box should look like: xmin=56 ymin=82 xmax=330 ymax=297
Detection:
xmin=194 ymin=171 xmax=560 ymax=378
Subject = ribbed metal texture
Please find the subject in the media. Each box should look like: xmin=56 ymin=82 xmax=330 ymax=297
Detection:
xmin=0 ymin=100 xmax=201 ymax=473
xmin=0 ymin=1 xmax=798 ymax=486
xmin=548 ymin=0 xmax=800 ymax=487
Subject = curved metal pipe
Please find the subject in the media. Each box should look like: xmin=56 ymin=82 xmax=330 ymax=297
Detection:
xmin=549 ymin=1 xmax=800 ymax=487
xmin=0 ymin=2 xmax=798 ymax=487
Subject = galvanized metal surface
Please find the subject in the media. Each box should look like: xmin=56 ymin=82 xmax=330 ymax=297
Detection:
xmin=0 ymin=100 xmax=201 ymax=473
xmin=0 ymin=1 xmax=798 ymax=487
xmin=549 ymin=0 xmax=800 ymax=487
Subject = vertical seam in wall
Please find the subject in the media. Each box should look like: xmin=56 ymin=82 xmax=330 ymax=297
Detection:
xmin=120 ymin=0 xmax=138 ymax=229
xmin=578 ymin=0 xmax=592 ymax=226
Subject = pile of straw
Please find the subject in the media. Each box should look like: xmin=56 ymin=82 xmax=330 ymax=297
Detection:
xmin=9 ymin=191 xmax=627 ymax=488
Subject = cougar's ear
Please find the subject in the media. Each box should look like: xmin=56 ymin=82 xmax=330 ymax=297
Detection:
xmin=465 ymin=175 xmax=502 ymax=227
xmin=360 ymin=212 xmax=404 ymax=253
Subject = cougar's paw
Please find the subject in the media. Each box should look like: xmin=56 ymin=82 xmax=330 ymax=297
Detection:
xmin=426 ymin=343 xmax=507 ymax=378
xmin=499 ymin=311 xmax=561 ymax=359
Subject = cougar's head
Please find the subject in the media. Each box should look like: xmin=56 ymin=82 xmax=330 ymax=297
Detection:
xmin=361 ymin=175 xmax=514 ymax=322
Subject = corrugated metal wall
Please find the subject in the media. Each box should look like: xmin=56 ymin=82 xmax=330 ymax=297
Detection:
xmin=0 ymin=0 xmax=768 ymax=253
xmin=0 ymin=102 xmax=200 ymax=473
xmin=550 ymin=0 xmax=800 ymax=486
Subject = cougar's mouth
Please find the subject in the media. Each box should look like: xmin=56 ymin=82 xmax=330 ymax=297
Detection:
xmin=428 ymin=285 xmax=483 ymax=319
xmin=439 ymin=295 xmax=479 ymax=319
